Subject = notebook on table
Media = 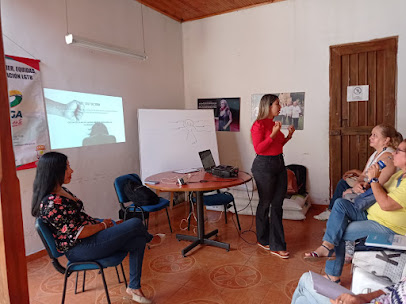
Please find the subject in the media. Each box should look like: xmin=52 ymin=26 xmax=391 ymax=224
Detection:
xmin=365 ymin=233 xmax=406 ymax=250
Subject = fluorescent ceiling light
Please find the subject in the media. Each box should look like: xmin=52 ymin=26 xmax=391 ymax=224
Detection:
xmin=65 ymin=34 xmax=147 ymax=60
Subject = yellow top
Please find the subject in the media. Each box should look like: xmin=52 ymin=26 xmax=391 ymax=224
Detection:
xmin=367 ymin=170 xmax=406 ymax=235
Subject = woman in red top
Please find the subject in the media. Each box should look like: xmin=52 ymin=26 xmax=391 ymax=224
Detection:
xmin=251 ymin=94 xmax=295 ymax=259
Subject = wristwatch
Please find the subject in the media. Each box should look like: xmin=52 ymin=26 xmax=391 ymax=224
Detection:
xmin=369 ymin=177 xmax=379 ymax=184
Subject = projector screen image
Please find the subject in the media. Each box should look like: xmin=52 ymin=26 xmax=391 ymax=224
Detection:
xmin=44 ymin=88 xmax=126 ymax=149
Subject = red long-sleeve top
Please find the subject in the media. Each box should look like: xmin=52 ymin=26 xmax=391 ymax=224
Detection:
xmin=251 ymin=118 xmax=289 ymax=155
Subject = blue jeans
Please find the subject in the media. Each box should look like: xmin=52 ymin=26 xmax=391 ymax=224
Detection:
xmin=291 ymin=272 xmax=331 ymax=304
xmin=65 ymin=218 xmax=153 ymax=289
xmin=252 ymin=154 xmax=287 ymax=251
xmin=328 ymin=179 xmax=351 ymax=210
xmin=323 ymin=198 xmax=396 ymax=277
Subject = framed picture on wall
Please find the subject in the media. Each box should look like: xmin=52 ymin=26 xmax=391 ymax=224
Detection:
xmin=198 ymin=97 xmax=240 ymax=132
xmin=251 ymin=92 xmax=305 ymax=130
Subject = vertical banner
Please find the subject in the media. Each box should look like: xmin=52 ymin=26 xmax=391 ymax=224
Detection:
xmin=5 ymin=55 xmax=49 ymax=170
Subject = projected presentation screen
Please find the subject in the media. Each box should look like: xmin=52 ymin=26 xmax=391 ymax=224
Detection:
xmin=44 ymin=88 xmax=126 ymax=149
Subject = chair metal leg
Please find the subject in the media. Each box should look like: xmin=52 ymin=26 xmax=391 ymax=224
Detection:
xmin=71 ymin=270 xmax=87 ymax=296
xmin=82 ymin=270 xmax=86 ymax=292
xmin=232 ymin=200 xmax=241 ymax=230
xmin=74 ymin=272 xmax=79 ymax=294
xmin=224 ymin=204 xmax=228 ymax=224
xmin=187 ymin=200 xmax=192 ymax=231
xmin=187 ymin=193 xmax=194 ymax=231
xmin=139 ymin=209 xmax=147 ymax=229
xmin=99 ymin=268 xmax=111 ymax=304
xmin=115 ymin=266 xmax=122 ymax=283
xmin=120 ymin=263 xmax=128 ymax=287
xmin=61 ymin=271 xmax=70 ymax=304
xmin=165 ymin=207 xmax=173 ymax=233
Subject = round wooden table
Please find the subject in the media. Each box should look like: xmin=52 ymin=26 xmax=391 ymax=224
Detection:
xmin=146 ymin=169 xmax=252 ymax=256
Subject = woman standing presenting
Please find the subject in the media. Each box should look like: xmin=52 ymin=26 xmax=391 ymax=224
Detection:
xmin=251 ymin=94 xmax=295 ymax=259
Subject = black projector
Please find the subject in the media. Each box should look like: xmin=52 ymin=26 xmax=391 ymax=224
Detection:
xmin=211 ymin=165 xmax=239 ymax=178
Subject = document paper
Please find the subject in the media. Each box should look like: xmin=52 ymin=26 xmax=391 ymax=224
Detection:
xmin=309 ymin=271 xmax=354 ymax=300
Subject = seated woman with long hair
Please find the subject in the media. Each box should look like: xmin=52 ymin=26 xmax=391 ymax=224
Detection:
xmin=303 ymin=139 xmax=406 ymax=284
xmin=315 ymin=124 xmax=402 ymax=221
xmin=31 ymin=152 xmax=152 ymax=304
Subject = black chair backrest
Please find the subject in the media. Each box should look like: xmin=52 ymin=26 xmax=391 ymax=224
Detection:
xmin=114 ymin=174 xmax=142 ymax=204
xmin=35 ymin=218 xmax=66 ymax=274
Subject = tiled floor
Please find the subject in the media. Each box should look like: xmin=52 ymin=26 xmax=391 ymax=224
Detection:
xmin=27 ymin=204 xmax=352 ymax=303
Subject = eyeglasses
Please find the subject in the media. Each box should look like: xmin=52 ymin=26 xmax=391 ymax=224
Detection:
xmin=395 ymin=148 xmax=406 ymax=154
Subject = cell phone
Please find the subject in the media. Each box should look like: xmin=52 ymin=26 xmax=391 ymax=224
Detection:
xmin=145 ymin=181 xmax=160 ymax=185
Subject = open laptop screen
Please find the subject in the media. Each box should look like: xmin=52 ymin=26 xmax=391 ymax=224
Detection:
xmin=199 ymin=149 xmax=216 ymax=171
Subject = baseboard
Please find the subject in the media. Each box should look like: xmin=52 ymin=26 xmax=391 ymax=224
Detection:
xmin=26 ymin=249 xmax=47 ymax=263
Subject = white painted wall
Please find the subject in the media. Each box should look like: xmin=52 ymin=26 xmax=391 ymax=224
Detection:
xmin=1 ymin=0 xmax=184 ymax=254
xmin=182 ymin=0 xmax=406 ymax=205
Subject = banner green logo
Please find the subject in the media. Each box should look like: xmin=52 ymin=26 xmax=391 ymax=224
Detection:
xmin=9 ymin=90 xmax=23 ymax=107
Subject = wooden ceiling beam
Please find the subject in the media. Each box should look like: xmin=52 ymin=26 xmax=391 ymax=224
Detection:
xmin=137 ymin=0 xmax=286 ymax=22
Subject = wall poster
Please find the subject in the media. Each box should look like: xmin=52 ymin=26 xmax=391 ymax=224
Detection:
xmin=197 ymin=97 xmax=240 ymax=132
xmin=251 ymin=92 xmax=305 ymax=130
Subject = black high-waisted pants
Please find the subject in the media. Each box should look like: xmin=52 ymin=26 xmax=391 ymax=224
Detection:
xmin=251 ymin=154 xmax=287 ymax=251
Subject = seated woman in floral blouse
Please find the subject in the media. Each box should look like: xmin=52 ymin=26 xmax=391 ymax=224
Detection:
xmin=292 ymin=271 xmax=406 ymax=304
xmin=31 ymin=152 xmax=153 ymax=304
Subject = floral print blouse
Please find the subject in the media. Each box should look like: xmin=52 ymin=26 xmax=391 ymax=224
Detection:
xmin=373 ymin=277 xmax=406 ymax=304
xmin=40 ymin=188 xmax=98 ymax=253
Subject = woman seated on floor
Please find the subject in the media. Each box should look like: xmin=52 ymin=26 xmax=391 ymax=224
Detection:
xmin=314 ymin=124 xmax=402 ymax=221
xmin=291 ymin=271 xmax=406 ymax=304
xmin=304 ymin=139 xmax=406 ymax=284
xmin=31 ymin=152 xmax=153 ymax=304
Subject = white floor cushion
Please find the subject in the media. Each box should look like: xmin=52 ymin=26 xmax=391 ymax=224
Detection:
xmin=351 ymin=266 xmax=392 ymax=294
xmin=282 ymin=199 xmax=311 ymax=220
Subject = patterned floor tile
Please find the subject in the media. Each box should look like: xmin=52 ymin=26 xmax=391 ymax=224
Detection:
xmin=27 ymin=204 xmax=354 ymax=303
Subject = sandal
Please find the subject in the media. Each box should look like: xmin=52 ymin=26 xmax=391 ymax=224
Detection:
xmin=257 ymin=242 xmax=270 ymax=250
xmin=270 ymin=250 xmax=290 ymax=259
xmin=325 ymin=274 xmax=341 ymax=284
xmin=304 ymin=244 xmax=335 ymax=260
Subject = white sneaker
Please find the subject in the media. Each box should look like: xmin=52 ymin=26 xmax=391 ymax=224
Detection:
xmin=314 ymin=209 xmax=331 ymax=221
xmin=126 ymin=288 xmax=152 ymax=304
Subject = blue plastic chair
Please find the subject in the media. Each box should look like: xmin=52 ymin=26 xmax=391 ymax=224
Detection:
xmin=35 ymin=218 xmax=127 ymax=304
xmin=114 ymin=173 xmax=172 ymax=233
xmin=188 ymin=191 xmax=241 ymax=230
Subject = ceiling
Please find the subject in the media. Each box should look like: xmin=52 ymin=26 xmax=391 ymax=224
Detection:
xmin=137 ymin=0 xmax=285 ymax=22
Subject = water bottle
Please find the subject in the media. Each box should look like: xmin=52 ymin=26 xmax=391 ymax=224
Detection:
xmin=377 ymin=160 xmax=386 ymax=170
xmin=364 ymin=156 xmax=392 ymax=182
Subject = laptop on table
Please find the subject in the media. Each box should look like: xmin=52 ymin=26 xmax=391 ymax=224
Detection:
xmin=198 ymin=149 xmax=239 ymax=177
xmin=199 ymin=149 xmax=217 ymax=173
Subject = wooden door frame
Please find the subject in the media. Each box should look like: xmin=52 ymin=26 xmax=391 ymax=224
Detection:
xmin=0 ymin=14 xmax=30 ymax=304
xmin=329 ymin=37 xmax=397 ymax=195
